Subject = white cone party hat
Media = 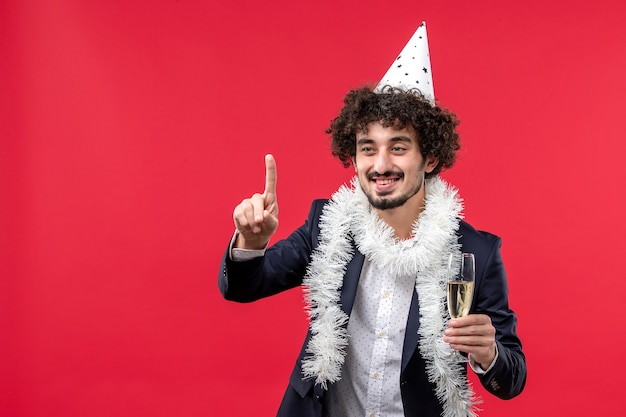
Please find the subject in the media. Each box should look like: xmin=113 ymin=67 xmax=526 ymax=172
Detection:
xmin=375 ymin=21 xmax=434 ymax=102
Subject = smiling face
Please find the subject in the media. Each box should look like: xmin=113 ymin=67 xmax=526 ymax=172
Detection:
xmin=354 ymin=121 xmax=438 ymax=214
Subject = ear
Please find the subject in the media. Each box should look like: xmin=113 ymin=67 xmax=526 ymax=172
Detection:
xmin=424 ymin=155 xmax=439 ymax=173
xmin=351 ymin=157 xmax=357 ymax=172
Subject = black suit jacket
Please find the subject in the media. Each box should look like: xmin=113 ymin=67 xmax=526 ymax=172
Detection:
xmin=219 ymin=199 xmax=526 ymax=417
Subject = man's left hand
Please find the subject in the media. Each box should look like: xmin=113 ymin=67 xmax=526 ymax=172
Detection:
xmin=444 ymin=314 xmax=497 ymax=370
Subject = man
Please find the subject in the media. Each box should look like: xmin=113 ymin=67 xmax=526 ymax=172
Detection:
xmin=218 ymin=86 xmax=526 ymax=417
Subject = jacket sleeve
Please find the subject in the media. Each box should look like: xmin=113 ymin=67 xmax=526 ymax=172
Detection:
xmin=468 ymin=229 xmax=527 ymax=399
xmin=218 ymin=200 xmax=325 ymax=303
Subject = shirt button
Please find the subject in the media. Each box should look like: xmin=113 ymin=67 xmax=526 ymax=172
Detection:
xmin=377 ymin=331 xmax=386 ymax=338
xmin=382 ymin=289 xmax=391 ymax=298
xmin=373 ymin=372 xmax=380 ymax=380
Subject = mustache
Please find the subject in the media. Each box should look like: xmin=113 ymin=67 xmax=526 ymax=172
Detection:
xmin=366 ymin=171 xmax=404 ymax=180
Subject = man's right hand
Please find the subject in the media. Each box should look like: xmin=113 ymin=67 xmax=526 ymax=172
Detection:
xmin=232 ymin=154 xmax=279 ymax=250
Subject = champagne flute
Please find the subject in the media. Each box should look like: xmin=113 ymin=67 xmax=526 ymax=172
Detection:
xmin=446 ymin=252 xmax=475 ymax=361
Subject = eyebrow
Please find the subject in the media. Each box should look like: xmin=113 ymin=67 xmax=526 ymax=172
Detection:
xmin=356 ymin=136 xmax=414 ymax=145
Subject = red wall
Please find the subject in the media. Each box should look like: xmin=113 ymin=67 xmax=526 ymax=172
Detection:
xmin=2 ymin=1 xmax=625 ymax=416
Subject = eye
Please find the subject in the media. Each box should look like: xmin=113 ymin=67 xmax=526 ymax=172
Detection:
xmin=359 ymin=146 xmax=375 ymax=155
xmin=391 ymin=146 xmax=407 ymax=153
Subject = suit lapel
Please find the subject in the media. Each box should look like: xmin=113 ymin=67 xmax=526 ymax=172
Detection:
xmin=340 ymin=246 xmax=364 ymax=316
xmin=402 ymin=290 xmax=420 ymax=370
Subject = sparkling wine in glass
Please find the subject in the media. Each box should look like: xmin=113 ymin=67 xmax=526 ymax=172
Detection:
xmin=446 ymin=252 xmax=475 ymax=361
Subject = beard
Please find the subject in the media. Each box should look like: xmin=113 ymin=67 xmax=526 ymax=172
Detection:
xmin=362 ymin=170 xmax=425 ymax=211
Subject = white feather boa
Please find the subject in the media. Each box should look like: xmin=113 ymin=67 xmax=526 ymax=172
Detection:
xmin=301 ymin=176 xmax=479 ymax=417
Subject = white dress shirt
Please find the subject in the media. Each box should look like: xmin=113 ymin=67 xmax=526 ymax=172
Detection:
xmin=325 ymin=259 xmax=414 ymax=417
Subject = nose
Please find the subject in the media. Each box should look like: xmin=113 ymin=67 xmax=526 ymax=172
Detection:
xmin=374 ymin=151 xmax=393 ymax=174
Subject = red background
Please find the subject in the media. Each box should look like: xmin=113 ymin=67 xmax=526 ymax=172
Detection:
xmin=2 ymin=1 xmax=625 ymax=416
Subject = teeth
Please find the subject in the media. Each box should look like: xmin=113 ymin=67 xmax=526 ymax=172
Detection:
xmin=376 ymin=179 xmax=395 ymax=185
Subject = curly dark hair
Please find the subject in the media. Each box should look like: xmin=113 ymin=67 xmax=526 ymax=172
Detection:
xmin=326 ymin=86 xmax=461 ymax=178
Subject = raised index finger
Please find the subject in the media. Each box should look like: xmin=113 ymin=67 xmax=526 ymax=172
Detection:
xmin=263 ymin=154 xmax=277 ymax=196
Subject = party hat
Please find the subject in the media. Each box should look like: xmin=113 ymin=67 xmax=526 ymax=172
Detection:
xmin=376 ymin=21 xmax=434 ymax=101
